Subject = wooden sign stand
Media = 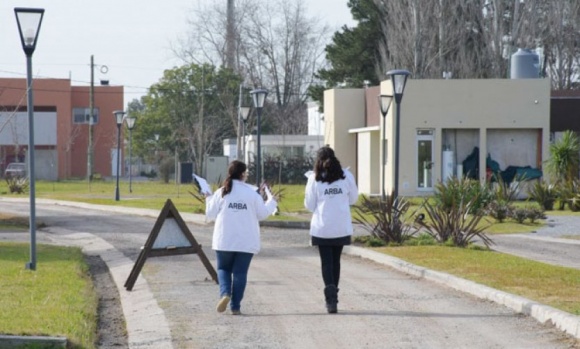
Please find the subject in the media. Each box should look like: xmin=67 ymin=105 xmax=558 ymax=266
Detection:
xmin=124 ymin=199 xmax=218 ymax=291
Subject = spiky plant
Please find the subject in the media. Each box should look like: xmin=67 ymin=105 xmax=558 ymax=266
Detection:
xmin=353 ymin=193 xmax=417 ymax=245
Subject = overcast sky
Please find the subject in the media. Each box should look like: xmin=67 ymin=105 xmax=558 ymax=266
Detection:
xmin=0 ymin=0 xmax=355 ymax=105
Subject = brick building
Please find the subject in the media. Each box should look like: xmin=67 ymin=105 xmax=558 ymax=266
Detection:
xmin=0 ymin=78 xmax=124 ymax=180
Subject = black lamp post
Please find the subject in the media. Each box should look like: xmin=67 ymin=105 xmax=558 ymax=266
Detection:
xmin=239 ymin=106 xmax=251 ymax=162
xmin=113 ymin=110 xmax=126 ymax=201
xmin=250 ymin=88 xmax=268 ymax=185
xmin=386 ymin=69 xmax=411 ymax=198
xmin=125 ymin=116 xmax=136 ymax=193
xmin=15 ymin=7 xmax=45 ymax=271
xmin=378 ymin=94 xmax=393 ymax=201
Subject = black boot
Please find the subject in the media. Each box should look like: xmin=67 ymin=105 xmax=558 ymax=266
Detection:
xmin=324 ymin=285 xmax=338 ymax=313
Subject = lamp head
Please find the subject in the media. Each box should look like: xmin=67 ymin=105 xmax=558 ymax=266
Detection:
xmin=250 ymin=88 xmax=268 ymax=109
xmin=386 ymin=69 xmax=411 ymax=104
xmin=378 ymin=94 xmax=393 ymax=117
xmin=14 ymin=8 xmax=45 ymax=56
xmin=112 ymin=110 xmax=126 ymax=126
xmin=125 ymin=116 xmax=136 ymax=130
xmin=239 ymin=106 xmax=251 ymax=122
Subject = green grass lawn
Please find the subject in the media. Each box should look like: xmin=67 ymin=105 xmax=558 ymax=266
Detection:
xmin=0 ymin=242 xmax=97 ymax=349
xmin=2 ymin=178 xmax=580 ymax=343
xmin=378 ymin=245 xmax=580 ymax=315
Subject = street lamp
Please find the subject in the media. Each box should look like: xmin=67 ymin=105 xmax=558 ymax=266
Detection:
xmin=113 ymin=110 xmax=126 ymax=201
xmin=239 ymin=105 xmax=251 ymax=163
xmin=125 ymin=116 xmax=136 ymax=193
xmin=250 ymin=88 xmax=268 ymax=185
xmin=386 ymin=69 xmax=411 ymax=198
xmin=378 ymin=94 xmax=393 ymax=201
xmin=15 ymin=7 xmax=45 ymax=271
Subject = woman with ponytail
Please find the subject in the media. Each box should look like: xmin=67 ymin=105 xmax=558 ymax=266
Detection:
xmin=304 ymin=146 xmax=358 ymax=313
xmin=206 ymin=160 xmax=277 ymax=315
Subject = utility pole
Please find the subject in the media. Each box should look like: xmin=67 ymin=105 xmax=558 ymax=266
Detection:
xmin=87 ymin=55 xmax=94 ymax=184
xmin=226 ymin=0 xmax=235 ymax=69
xmin=237 ymin=84 xmax=243 ymax=160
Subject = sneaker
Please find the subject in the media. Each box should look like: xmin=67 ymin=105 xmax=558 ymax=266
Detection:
xmin=216 ymin=296 xmax=230 ymax=313
xmin=231 ymin=310 xmax=242 ymax=315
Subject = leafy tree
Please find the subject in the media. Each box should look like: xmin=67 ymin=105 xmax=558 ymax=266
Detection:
xmin=308 ymin=0 xmax=383 ymax=111
xmin=131 ymin=63 xmax=241 ymax=175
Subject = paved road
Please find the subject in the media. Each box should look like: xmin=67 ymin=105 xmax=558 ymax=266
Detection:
xmin=1 ymin=199 xmax=579 ymax=348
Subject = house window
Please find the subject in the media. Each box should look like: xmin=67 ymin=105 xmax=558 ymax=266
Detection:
xmin=416 ymin=129 xmax=434 ymax=190
xmin=263 ymin=145 xmax=304 ymax=157
xmin=73 ymin=107 xmax=99 ymax=124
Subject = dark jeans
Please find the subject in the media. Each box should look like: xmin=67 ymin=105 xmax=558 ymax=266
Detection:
xmin=318 ymin=245 xmax=344 ymax=287
xmin=215 ymin=250 xmax=254 ymax=311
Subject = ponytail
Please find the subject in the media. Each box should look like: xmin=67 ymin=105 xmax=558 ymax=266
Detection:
xmin=222 ymin=160 xmax=247 ymax=197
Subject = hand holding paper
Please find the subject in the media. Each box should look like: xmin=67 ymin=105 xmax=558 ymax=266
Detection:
xmin=192 ymin=173 xmax=212 ymax=196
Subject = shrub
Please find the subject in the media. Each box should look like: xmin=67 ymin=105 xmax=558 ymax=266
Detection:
xmin=353 ymin=193 xmax=417 ymax=245
xmin=434 ymin=177 xmax=493 ymax=214
xmin=511 ymin=207 xmax=528 ymax=224
xmin=416 ymin=196 xmax=494 ymax=248
xmin=247 ymin=154 xmax=314 ymax=185
xmin=526 ymin=207 xmax=545 ymax=223
xmin=527 ymin=180 xmax=556 ymax=211
xmin=486 ymin=200 xmax=514 ymax=223
xmin=5 ymin=176 xmax=29 ymax=194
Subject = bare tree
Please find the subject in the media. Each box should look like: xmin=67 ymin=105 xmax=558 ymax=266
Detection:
xmin=177 ymin=0 xmax=329 ymax=135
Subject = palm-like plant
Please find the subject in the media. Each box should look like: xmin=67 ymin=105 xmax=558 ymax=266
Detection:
xmin=353 ymin=193 xmax=417 ymax=245
xmin=417 ymin=196 xmax=494 ymax=248
xmin=545 ymin=130 xmax=580 ymax=183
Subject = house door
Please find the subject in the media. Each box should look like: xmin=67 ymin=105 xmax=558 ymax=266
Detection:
xmin=417 ymin=129 xmax=434 ymax=191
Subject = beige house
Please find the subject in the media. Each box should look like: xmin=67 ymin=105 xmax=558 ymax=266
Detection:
xmin=324 ymin=79 xmax=551 ymax=197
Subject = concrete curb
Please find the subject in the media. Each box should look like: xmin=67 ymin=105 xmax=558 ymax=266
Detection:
xmin=344 ymin=245 xmax=580 ymax=339
xmin=0 ymin=335 xmax=66 ymax=348
xmin=44 ymin=229 xmax=173 ymax=349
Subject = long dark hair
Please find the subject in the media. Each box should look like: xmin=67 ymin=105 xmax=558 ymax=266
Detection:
xmin=222 ymin=160 xmax=247 ymax=197
xmin=314 ymin=146 xmax=345 ymax=184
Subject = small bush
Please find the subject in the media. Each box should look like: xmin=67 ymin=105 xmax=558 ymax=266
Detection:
xmin=511 ymin=207 xmax=528 ymax=224
xmin=486 ymin=200 xmax=513 ymax=223
xmin=434 ymin=177 xmax=493 ymax=214
xmin=416 ymin=196 xmax=494 ymax=248
xmin=526 ymin=207 xmax=545 ymax=223
xmin=527 ymin=180 xmax=556 ymax=211
xmin=5 ymin=176 xmax=29 ymax=194
xmin=353 ymin=193 xmax=417 ymax=245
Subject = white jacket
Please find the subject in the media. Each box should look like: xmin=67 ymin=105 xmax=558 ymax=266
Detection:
xmin=206 ymin=180 xmax=277 ymax=254
xmin=304 ymin=169 xmax=359 ymax=238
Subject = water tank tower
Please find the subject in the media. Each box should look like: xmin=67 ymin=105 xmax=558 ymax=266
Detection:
xmin=510 ymin=48 xmax=540 ymax=79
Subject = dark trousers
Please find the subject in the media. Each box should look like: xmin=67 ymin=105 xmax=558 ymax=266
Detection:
xmin=318 ymin=245 xmax=344 ymax=287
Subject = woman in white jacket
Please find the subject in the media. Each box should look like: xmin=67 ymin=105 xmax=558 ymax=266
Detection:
xmin=206 ymin=160 xmax=277 ymax=315
xmin=304 ymin=146 xmax=358 ymax=313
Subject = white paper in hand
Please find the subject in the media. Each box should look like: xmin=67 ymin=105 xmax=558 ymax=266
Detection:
xmin=264 ymin=185 xmax=274 ymax=200
xmin=193 ymin=173 xmax=212 ymax=195
xmin=263 ymin=185 xmax=278 ymax=214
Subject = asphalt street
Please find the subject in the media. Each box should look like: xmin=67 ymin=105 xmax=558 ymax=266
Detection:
xmin=1 ymin=198 xmax=579 ymax=348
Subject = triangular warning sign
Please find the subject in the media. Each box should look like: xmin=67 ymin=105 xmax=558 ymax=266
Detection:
xmin=124 ymin=199 xmax=218 ymax=291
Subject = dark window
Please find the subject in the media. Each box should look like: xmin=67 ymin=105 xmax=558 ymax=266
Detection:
xmin=73 ymin=107 xmax=99 ymax=124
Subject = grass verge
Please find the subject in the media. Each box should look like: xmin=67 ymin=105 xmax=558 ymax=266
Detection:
xmin=0 ymin=242 xmax=98 ymax=349
xmin=378 ymin=245 xmax=580 ymax=315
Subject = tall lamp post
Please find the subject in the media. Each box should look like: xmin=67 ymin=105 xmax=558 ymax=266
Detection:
xmin=125 ymin=116 xmax=136 ymax=193
xmin=386 ymin=69 xmax=411 ymax=198
xmin=113 ymin=110 xmax=126 ymax=201
xmin=250 ymin=89 xmax=268 ymax=185
xmin=378 ymin=94 xmax=393 ymax=201
xmin=239 ymin=105 xmax=251 ymax=163
xmin=15 ymin=7 xmax=45 ymax=271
